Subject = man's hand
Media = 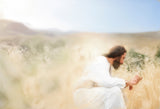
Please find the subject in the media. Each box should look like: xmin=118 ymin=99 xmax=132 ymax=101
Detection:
xmin=129 ymin=85 xmax=133 ymax=90
xmin=125 ymin=81 xmax=133 ymax=90
xmin=130 ymin=75 xmax=143 ymax=85
xmin=125 ymin=75 xmax=143 ymax=90
xmin=125 ymin=81 xmax=132 ymax=87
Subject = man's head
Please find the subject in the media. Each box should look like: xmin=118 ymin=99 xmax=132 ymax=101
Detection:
xmin=103 ymin=45 xmax=127 ymax=70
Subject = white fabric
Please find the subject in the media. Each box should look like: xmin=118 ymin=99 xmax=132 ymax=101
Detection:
xmin=73 ymin=56 xmax=126 ymax=109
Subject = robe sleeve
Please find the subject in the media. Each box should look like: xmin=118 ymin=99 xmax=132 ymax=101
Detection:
xmin=86 ymin=56 xmax=126 ymax=89
xmin=95 ymin=76 xmax=126 ymax=89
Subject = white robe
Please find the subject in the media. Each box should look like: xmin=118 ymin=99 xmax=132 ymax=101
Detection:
xmin=73 ymin=56 xmax=126 ymax=109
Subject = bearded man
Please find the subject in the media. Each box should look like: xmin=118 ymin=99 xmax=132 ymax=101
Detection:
xmin=73 ymin=45 xmax=142 ymax=109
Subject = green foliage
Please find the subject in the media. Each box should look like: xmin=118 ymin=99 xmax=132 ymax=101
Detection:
xmin=0 ymin=91 xmax=8 ymax=108
xmin=155 ymin=46 xmax=160 ymax=58
xmin=124 ymin=49 xmax=148 ymax=72
xmin=153 ymin=46 xmax=160 ymax=66
xmin=18 ymin=37 xmax=69 ymax=65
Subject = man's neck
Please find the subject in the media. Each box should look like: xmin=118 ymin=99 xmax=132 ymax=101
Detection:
xmin=106 ymin=57 xmax=114 ymax=65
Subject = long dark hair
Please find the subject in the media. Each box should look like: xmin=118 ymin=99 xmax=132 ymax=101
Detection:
xmin=103 ymin=45 xmax=127 ymax=58
xmin=103 ymin=45 xmax=127 ymax=70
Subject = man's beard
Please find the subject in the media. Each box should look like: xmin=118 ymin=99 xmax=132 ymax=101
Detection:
xmin=112 ymin=59 xmax=121 ymax=70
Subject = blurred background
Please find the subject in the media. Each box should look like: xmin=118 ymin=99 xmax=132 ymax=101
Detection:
xmin=0 ymin=0 xmax=160 ymax=109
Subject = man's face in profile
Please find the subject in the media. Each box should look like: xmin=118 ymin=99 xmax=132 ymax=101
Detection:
xmin=113 ymin=53 xmax=126 ymax=70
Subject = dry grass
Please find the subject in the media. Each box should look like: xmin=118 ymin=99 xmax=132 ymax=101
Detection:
xmin=0 ymin=34 xmax=160 ymax=109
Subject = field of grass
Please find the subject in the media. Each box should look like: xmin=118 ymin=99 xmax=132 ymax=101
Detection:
xmin=0 ymin=34 xmax=160 ymax=109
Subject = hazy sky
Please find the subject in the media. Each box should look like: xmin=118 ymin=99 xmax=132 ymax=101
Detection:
xmin=0 ymin=0 xmax=160 ymax=33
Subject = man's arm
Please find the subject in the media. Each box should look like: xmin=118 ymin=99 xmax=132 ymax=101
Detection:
xmin=93 ymin=76 xmax=126 ymax=89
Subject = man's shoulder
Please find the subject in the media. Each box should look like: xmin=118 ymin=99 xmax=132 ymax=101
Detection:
xmin=86 ymin=56 xmax=106 ymax=66
xmin=97 ymin=55 xmax=110 ymax=64
xmin=84 ymin=55 xmax=110 ymax=73
xmin=86 ymin=55 xmax=109 ymax=67
xmin=95 ymin=55 xmax=107 ymax=62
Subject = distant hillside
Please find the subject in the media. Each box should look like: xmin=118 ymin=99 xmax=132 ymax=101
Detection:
xmin=0 ymin=19 xmax=38 ymax=36
xmin=0 ymin=19 xmax=68 ymax=37
xmin=106 ymin=31 xmax=160 ymax=39
xmin=0 ymin=19 xmax=159 ymax=38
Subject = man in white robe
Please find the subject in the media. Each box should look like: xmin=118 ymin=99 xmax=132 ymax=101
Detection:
xmin=73 ymin=45 xmax=142 ymax=109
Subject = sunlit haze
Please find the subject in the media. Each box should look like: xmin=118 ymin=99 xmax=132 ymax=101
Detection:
xmin=0 ymin=0 xmax=160 ymax=33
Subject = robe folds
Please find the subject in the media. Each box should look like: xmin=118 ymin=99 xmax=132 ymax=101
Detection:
xmin=73 ymin=56 xmax=126 ymax=109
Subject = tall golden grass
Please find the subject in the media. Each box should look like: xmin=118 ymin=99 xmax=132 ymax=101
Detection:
xmin=0 ymin=34 xmax=160 ymax=109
